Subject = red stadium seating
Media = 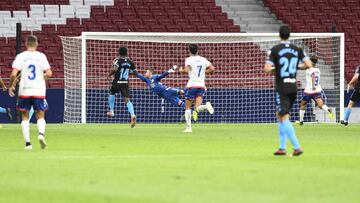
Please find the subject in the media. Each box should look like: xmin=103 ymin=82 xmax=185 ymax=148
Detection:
xmin=264 ymin=0 xmax=360 ymax=81
xmin=0 ymin=0 xmax=241 ymax=88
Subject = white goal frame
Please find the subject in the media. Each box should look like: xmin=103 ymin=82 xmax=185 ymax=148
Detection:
xmin=75 ymin=32 xmax=345 ymax=124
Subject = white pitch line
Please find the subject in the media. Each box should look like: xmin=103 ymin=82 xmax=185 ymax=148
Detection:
xmin=2 ymin=153 xmax=360 ymax=160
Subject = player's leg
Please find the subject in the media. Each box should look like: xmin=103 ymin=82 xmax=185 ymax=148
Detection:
xmin=193 ymin=89 xmax=214 ymax=115
xmin=342 ymin=100 xmax=355 ymax=125
xmin=0 ymin=106 xmax=12 ymax=120
xmin=124 ymin=97 xmax=135 ymax=116
xmin=192 ymin=89 xmax=214 ymax=121
xmin=314 ymin=96 xmax=333 ymax=119
xmin=278 ymin=93 xmax=302 ymax=156
xmin=299 ymin=99 xmax=307 ymax=125
xmin=163 ymin=92 xmax=185 ymax=109
xmin=29 ymin=106 xmax=35 ymax=121
xmin=274 ymin=92 xmax=287 ymax=155
xmin=122 ymin=84 xmax=136 ymax=128
xmin=21 ymin=111 xmax=32 ymax=150
xmin=192 ymin=95 xmax=203 ymax=122
xmin=342 ymin=89 xmax=359 ymax=125
xmin=107 ymin=85 xmax=117 ymax=117
xmin=17 ymin=98 xmax=32 ymax=150
xmin=34 ymin=99 xmax=49 ymax=149
xmin=184 ymin=99 xmax=193 ymax=132
xmin=299 ymin=93 xmax=311 ymax=125
xmin=184 ymin=89 xmax=193 ymax=132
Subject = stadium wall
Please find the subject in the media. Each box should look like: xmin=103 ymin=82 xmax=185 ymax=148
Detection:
xmin=0 ymin=89 xmax=64 ymax=123
xmin=1 ymin=89 xmax=353 ymax=124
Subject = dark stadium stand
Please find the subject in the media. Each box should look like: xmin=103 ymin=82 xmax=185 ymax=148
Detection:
xmin=264 ymin=0 xmax=360 ymax=81
xmin=0 ymin=0 xmax=241 ymax=88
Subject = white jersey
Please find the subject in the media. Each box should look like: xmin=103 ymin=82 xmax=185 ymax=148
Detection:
xmin=304 ymin=67 xmax=322 ymax=94
xmin=12 ymin=51 xmax=51 ymax=98
xmin=185 ymin=55 xmax=211 ymax=88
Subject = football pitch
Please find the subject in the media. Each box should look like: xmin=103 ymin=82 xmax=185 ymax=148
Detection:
xmin=0 ymin=123 xmax=359 ymax=203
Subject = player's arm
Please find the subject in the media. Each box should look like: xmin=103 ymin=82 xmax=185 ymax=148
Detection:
xmin=158 ymin=71 xmax=170 ymax=80
xmin=0 ymin=78 xmax=6 ymax=91
xmin=298 ymin=60 xmax=313 ymax=70
xmin=128 ymin=61 xmax=138 ymax=76
xmin=311 ymin=73 xmax=316 ymax=90
xmin=206 ymin=64 xmax=215 ymax=74
xmin=179 ymin=65 xmax=190 ymax=74
xmin=107 ymin=69 xmax=116 ymax=81
xmin=41 ymin=53 xmax=52 ymax=80
xmin=264 ymin=64 xmax=275 ymax=73
xmin=298 ymin=50 xmax=313 ymax=70
xmin=9 ymin=68 xmax=19 ymax=97
xmin=136 ymin=72 xmax=149 ymax=83
xmin=348 ymin=72 xmax=359 ymax=88
xmin=44 ymin=69 xmax=53 ymax=80
xmin=264 ymin=50 xmax=275 ymax=73
xmin=298 ymin=63 xmax=307 ymax=70
xmin=158 ymin=65 xmax=178 ymax=80
xmin=107 ymin=58 xmax=119 ymax=81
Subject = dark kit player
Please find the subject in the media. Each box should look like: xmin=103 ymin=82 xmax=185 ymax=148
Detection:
xmin=106 ymin=47 xmax=137 ymax=128
xmin=264 ymin=25 xmax=313 ymax=156
xmin=342 ymin=65 xmax=360 ymax=125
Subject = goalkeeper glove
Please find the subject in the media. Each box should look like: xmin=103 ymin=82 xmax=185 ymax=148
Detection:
xmin=168 ymin=65 xmax=178 ymax=73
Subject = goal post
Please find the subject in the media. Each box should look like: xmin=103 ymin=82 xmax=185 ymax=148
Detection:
xmin=61 ymin=32 xmax=345 ymax=124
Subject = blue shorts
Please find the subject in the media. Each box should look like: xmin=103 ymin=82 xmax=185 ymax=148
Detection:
xmin=185 ymin=88 xmax=205 ymax=100
xmin=17 ymin=98 xmax=49 ymax=112
xmin=160 ymin=88 xmax=184 ymax=107
xmin=301 ymin=92 xmax=322 ymax=103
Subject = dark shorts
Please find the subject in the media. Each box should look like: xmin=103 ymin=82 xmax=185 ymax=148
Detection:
xmin=275 ymin=91 xmax=297 ymax=116
xmin=185 ymin=88 xmax=205 ymax=100
xmin=160 ymin=88 xmax=184 ymax=107
xmin=350 ymin=88 xmax=360 ymax=102
xmin=301 ymin=92 xmax=322 ymax=103
xmin=17 ymin=98 xmax=49 ymax=112
xmin=110 ymin=83 xmax=130 ymax=98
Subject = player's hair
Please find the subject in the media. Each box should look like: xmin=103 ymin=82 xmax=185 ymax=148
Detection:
xmin=26 ymin=35 xmax=38 ymax=47
xmin=119 ymin=47 xmax=128 ymax=56
xmin=147 ymin=68 xmax=154 ymax=73
xmin=279 ymin=25 xmax=290 ymax=40
xmin=310 ymin=55 xmax=318 ymax=64
xmin=189 ymin=44 xmax=198 ymax=55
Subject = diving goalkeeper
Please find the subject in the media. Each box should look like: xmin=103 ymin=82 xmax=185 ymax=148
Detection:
xmin=136 ymin=66 xmax=186 ymax=109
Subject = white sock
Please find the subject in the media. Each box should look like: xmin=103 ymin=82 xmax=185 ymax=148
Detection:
xmin=197 ymin=105 xmax=207 ymax=112
xmin=321 ymin=105 xmax=330 ymax=112
xmin=299 ymin=110 xmax=305 ymax=122
xmin=21 ymin=120 xmax=30 ymax=143
xmin=37 ymin=118 xmax=46 ymax=136
xmin=185 ymin=110 xmax=192 ymax=129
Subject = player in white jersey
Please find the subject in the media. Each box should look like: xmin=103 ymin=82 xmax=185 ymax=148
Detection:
xmin=9 ymin=35 xmax=52 ymax=150
xmin=298 ymin=55 xmax=333 ymax=125
xmin=179 ymin=44 xmax=215 ymax=133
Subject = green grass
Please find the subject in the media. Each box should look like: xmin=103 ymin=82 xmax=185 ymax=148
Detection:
xmin=0 ymin=123 xmax=359 ymax=203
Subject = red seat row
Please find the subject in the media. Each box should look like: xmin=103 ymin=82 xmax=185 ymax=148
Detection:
xmin=0 ymin=0 xmax=242 ymax=86
xmin=265 ymin=0 xmax=360 ymax=81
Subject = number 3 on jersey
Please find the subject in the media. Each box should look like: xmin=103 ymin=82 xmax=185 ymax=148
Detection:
xmin=28 ymin=64 xmax=36 ymax=80
xmin=280 ymin=57 xmax=298 ymax=77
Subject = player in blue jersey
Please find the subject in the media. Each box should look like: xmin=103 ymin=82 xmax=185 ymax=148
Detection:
xmin=136 ymin=66 xmax=186 ymax=109
xmin=0 ymin=77 xmax=13 ymax=121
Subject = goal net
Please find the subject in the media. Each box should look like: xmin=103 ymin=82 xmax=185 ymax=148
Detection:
xmin=61 ymin=33 xmax=344 ymax=124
